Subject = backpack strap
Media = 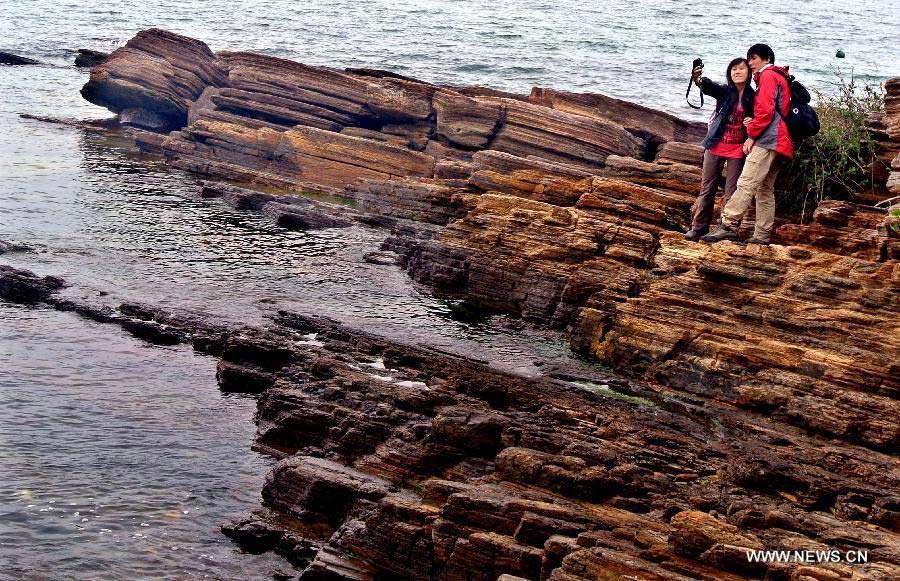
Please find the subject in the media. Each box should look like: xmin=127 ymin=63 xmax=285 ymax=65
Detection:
xmin=769 ymin=67 xmax=795 ymax=86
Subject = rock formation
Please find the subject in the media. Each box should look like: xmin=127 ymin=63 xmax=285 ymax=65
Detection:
xmin=69 ymin=28 xmax=900 ymax=579
xmin=881 ymin=78 xmax=900 ymax=196
xmin=0 ymin=51 xmax=41 ymax=65
xmin=3 ymin=267 xmax=899 ymax=580
xmin=74 ymin=48 xmax=109 ymax=68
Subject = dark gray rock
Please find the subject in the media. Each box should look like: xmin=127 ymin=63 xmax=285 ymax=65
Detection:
xmin=74 ymin=49 xmax=109 ymax=68
xmin=264 ymin=204 xmax=354 ymax=231
xmin=221 ymin=517 xmax=285 ymax=553
xmin=0 ymin=240 xmax=32 ymax=254
xmin=119 ymin=107 xmax=174 ymax=132
xmin=0 ymin=266 xmax=65 ymax=303
xmin=0 ymin=51 xmax=41 ymax=65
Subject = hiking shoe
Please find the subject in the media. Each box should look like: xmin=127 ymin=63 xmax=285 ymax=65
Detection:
xmin=746 ymin=237 xmax=770 ymax=246
xmin=701 ymin=225 xmax=738 ymax=243
xmin=683 ymin=226 xmax=708 ymax=242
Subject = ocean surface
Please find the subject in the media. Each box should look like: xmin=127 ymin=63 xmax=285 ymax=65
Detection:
xmin=1 ymin=1 xmax=897 ymax=579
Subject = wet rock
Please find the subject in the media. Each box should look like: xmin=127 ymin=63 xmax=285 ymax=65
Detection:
xmin=19 ymin=113 xmax=120 ymax=133
xmin=264 ymin=203 xmax=354 ymax=231
xmin=222 ymin=333 xmax=293 ymax=371
xmin=119 ymin=107 xmax=172 ymax=131
xmin=221 ymin=517 xmax=285 ymax=553
xmin=74 ymin=49 xmax=109 ymax=68
xmin=216 ymin=360 xmax=276 ymax=393
xmin=362 ymin=251 xmax=401 ymax=266
xmin=263 ymin=456 xmax=391 ymax=526
xmin=0 ymin=240 xmax=32 ymax=254
xmin=0 ymin=51 xmax=41 ymax=65
xmin=0 ymin=266 xmax=65 ymax=303
xmin=49 ymin=299 xmax=119 ymax=324
xmin=119 ymin=318 xmax=185 ymax=345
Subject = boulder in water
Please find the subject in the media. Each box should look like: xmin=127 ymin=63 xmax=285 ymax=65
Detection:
xmin=0 ymin=51 xmax=41 ymax=65
xmin=74 ymin=48 xmax=109 ymax=68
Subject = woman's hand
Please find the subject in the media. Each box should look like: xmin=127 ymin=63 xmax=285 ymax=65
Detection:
xmin=692 ymin=65 xmax=703 ymax=86
xmin=743 ymin=117 xmax=753 ymax=127
xmin=742 ymin=138 xmax=755 ymax=155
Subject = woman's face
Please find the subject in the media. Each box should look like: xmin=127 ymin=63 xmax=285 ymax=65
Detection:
xmin=730 ymin=62 xmax=750 ymax=85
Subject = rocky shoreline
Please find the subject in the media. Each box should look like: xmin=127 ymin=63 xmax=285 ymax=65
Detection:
xmin=3 ymin=27 xmax=898 ymax=579
xmin=2 ymin=260 xmax=899 ymax=580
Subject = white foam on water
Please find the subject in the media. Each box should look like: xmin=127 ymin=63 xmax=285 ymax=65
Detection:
xmin=295 ymin=332 xmax=324 ymax=347
xmin=395 ymin=380 xmax=429 ymax=390
xmin=364 ymin=357 xmax=386 ymax=370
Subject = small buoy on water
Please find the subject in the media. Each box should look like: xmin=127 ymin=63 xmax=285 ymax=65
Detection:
xmin=835 ymin=49 xmax=846 ymax=58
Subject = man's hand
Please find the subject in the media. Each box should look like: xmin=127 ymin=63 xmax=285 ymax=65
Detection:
xmin=742 ymin=138 xmax=755 ymax=155
xmin=743 ymin=117 xmax=753 ymax=127
xmin=692 ymin=65 xmax=703 ymax=86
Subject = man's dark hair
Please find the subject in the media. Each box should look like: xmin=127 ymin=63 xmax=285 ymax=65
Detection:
xmin=725 ymin=58 xmax=750 ymax=87
xmin=747 ymin=43 xmax=775 ymax=64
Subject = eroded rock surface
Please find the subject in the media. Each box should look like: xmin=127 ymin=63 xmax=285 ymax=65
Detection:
xmin=66 ymin=28 xmax=900 ymax=579
xmin=3 ymin=267 xmax=899 ymax=580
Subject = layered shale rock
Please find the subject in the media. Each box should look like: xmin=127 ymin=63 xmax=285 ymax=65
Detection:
xmin=390 ymin=175 xmax=898 ymax=453
xmin=80 ymin=28 xmax=692 ymax=196
xmin=882 ymin=78 xmax=900 ymax=195
xmin=4 ymin=270 xmax=899 ymax=580
xmin=528 ymin=87 xmax=707 ymax=146
xmin=81 ymin=29 xmax=227 ymax=130
xmin=235 ymin=312 xmax=898 ymax=581
xmin=71 ymin=28 xmax=900 ymax=579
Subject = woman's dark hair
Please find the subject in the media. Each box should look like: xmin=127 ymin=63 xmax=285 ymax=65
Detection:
xmin=747 ymin=43 xmax=775 ymax=64
xmin=725 ymin=58 xmax=750 ymax=87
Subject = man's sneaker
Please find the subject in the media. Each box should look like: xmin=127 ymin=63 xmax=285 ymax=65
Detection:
xmin=746 ymin=237 xmax=770 ymax=246
xmin=683 ymin=226 xmax=708 ymax=242
xmin=700 ymin=225 xmax=739 ymax=243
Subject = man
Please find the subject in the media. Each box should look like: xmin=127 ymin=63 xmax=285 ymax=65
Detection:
xmin=702 ymin=44 xmax=793 ymax=245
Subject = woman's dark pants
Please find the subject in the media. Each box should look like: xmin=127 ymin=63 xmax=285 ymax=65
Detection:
xmin=690 ymin=150 xmax=745 ymax=230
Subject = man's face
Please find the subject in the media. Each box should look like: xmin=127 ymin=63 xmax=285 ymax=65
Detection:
xmin=747 ymin=54 xmax=767 ymax=73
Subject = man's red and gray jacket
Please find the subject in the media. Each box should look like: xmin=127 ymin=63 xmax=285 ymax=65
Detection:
xmin=746 ymin=64 xmax=795 ymax=159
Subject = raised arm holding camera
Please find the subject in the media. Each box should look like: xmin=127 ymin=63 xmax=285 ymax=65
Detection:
xmin=683 ymin=57 xmax=756 ymax=241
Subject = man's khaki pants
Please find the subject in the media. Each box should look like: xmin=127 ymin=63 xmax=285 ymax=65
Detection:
xmin=721 ymin=147 xmax=783 ymax=241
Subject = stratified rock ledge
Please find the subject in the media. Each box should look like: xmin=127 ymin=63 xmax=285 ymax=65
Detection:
xmin=66 ymin=28 xmax=900 ymax=579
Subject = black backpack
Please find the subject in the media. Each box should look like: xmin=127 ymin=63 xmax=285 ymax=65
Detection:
xmin=771 ymin=69 xmax=820 ymax=141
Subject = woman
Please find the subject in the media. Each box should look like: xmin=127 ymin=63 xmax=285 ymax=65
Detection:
xmin=684 ymin=58 xmax=755 ymax=241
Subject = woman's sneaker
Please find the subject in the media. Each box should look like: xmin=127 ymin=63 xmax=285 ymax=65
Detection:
xmin=683 ymin=226 xmax=708 ymax=242
xmin=701 ymin=225 xmax=739 ymax=243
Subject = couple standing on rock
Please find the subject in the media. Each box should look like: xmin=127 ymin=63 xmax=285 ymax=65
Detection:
xmin=684 ymin=43 xmax=795 ymax=245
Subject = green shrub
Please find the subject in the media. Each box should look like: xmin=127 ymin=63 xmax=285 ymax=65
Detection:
xmin=779 ymin=71 xmax=885 ymax=216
